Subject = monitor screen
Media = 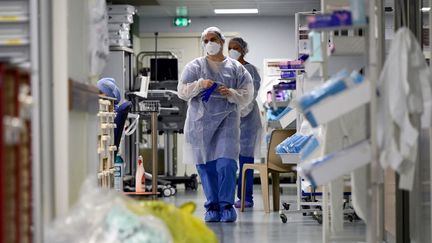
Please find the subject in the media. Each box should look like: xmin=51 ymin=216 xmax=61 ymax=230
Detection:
xmin=150 ymin=58 xmax=178 ymax=81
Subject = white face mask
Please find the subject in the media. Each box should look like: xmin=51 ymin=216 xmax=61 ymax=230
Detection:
xmin=205 ymin=41 xmax=221 ymax=56
xmin=228 ymin=49 xmax=242 ymax=60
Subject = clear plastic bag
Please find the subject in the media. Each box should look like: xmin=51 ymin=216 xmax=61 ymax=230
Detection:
xmin=45 ymin=178 xmax=172 ymax=243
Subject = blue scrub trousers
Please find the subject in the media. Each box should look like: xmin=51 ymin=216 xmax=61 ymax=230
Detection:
xmin=237 ymin=155 xmax=254 ymax=202
xmin=196 ymin=158 xmax=238 ymax=210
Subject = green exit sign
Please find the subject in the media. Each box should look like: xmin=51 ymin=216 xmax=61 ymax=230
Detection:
xmin=173 ymin=17 xmax=191 ymax=27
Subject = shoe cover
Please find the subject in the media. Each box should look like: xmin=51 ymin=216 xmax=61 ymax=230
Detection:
xmin=220 ymin=206 xmax=237 ymax=222
xmin=204 ymin=210 xmax=221 ymax=222
xmin=234 ymin=200 xmax=253 ymax=209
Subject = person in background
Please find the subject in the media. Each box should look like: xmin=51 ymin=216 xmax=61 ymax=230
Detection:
xmin=177 ymin=27 xmax=253 ymax=222
xmin=97 ymin=77 xmax=121 ymax=109
xmin=228 ymin=37 xmax=263 ymax=208
xmin=97 ymin=77 xmax=131 ymax=158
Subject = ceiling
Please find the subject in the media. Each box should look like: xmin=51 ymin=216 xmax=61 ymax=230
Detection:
xmin=127 ymin=0 xmax=321 ymax=17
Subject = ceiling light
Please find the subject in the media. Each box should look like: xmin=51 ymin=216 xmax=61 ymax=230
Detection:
xmin=214 ymin=9 xmax=259 ymax=14
xmin=421 ymin=7 xmax=431 ymax=12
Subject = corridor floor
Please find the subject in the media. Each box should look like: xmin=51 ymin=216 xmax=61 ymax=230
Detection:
xmin=162 ymin=186 xmax=366 ymax=243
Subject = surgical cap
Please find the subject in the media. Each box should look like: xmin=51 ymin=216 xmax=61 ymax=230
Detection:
xmin=230 ymin=37 xmax=249 ymax=55
xmin=97 ymin=77 xmax=121 ymax=104
xmin=201 ymin=26 xmax=225 ymax=43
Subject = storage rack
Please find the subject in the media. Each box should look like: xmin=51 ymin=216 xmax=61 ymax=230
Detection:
xmin=290 ymin=1 xmax=384 ymax=243
xmin=101 ymin=46 xmax=138 ymax=179
xmin=262 ymin=58 xmax=298 ymax=130
xmin=0 ymin=64 xmax=33 ymax=243
xmin=97 ymin=96 xmax=117 ymax=189
xmin=0 ymin=0 xmax=37 ymax=242
xmin=0 ymin=1 xmax=30 ymax=63
xmin=277 ymin=11 xmax=324 ymax=224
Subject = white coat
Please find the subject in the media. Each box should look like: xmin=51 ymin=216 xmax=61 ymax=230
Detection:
xmin=377 ymin=27 xmax=432 ymax=190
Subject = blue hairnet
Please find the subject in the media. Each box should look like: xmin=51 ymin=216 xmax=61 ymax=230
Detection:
xmin=97 ymin=77 xmax=121 ymax=104
xmin=201 ymin=26 xmax=225 ymax=43
xmin=229 ymin=37 xmax=249 ymax=55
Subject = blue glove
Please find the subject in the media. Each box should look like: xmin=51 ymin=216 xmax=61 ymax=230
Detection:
xmin=201 ymin=83 xmax=218 ymax=102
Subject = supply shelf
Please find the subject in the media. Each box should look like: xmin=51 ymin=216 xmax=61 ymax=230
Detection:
xmin=297 ymin=140 xmax=371 ymax=187
xmin=278 ymin=152 xmax=301 ymax=164
xmin=279 ymin=77 xmax=297 ymax=81
xmin=303 ymin=80 xmax=371 ymax=127
xmin=309 ymin=24 xmax=367 ymax=32
xmin=268 ymin=108 xmax=297 ymax=129
xmin=280 ymin=68 xmax=305 ymax=71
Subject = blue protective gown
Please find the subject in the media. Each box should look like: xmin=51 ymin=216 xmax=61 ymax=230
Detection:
xmin=237 ymin=63 xmax=262 ymax=203
xmin=178 ymin=57 xmax=253 ymax=164
xmin=178 ymin=56 xmax=253 ymax=211
xmin=240 ymin=63 xmax=262 ymax=157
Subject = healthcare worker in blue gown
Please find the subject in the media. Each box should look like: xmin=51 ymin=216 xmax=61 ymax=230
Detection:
xmin=97 ymin=77 xmax=121 ymax=108
xmin=97 ymin=77 xmax=132 ymax=158
xmin=177 ymin=27 xmax=253 ymax=222
xmin=228 ymin=37 xmax=263 ymax=208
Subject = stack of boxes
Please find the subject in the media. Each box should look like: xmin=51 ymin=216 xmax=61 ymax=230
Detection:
xmin=0 ymin=1 xmax=30 ymax=64
xmin=107 ymin=4 xmax=136 ymax=47
xmin=97 ymin=97 xmax=117 ymax=188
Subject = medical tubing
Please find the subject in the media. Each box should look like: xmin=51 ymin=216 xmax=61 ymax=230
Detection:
xmin=124 ymin=114 xmax=140 ymax=136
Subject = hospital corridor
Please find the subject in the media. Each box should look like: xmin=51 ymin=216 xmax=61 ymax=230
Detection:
xmin=0 ymin=0 xmax=431 ymax=243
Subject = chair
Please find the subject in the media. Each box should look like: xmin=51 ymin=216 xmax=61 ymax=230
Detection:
xmin=240 ymin=129 xmax=296 ymax=213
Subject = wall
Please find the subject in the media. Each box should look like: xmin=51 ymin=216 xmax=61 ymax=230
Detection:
xmin=137 ymin=16 xmax=298 ymax=75
xmin=52 ymin=0 xmax=69 ymax=217
xmin=67 ymin=0 xmax=99 ymax=206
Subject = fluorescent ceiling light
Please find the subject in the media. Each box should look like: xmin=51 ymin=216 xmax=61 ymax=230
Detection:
xmin=214 ymin=9 xmax=259 ymax=14
xmin=421 ymin=7 xmax=431 ymax=12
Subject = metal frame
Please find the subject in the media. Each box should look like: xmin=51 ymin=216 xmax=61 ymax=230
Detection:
xmin=430 ymin=0 xmax=432 ymax=240
xmin=302 ymin=1 xmax=386 ymax=242
xmin=29 ymin=0 xmax=44 ymax=241
xmin=38 ymin=0 xmax=55 ymax=225
xmin=367 ymin=1 xmax=385 ymax=242
xmin=0 ymin=64 xmax=5 ymax=243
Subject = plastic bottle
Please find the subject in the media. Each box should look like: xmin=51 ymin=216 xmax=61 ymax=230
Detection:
xmin=114 ymin=155 xmax=124 ymax=192
xmin=135 ymin=155 xmax=146 ymax=192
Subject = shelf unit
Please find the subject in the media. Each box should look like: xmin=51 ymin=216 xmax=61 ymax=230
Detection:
xmin=0 ymin=1 xmax=30 ymax=64
xmin=101 ymin=46 xmax=138 ymax=178
xmin=279 ymin=68 xmax=305 ymax=71
xmin=0 ymin=1 xmax=37 ymax=242
xmin=295 ymin=12 xmax=315 ymax=56
xmin=278 ymin=78 xmax=296 ymax=81
xmin=298 ymin=140 xmax=372 ymax=187
xmin=262 ymin=58 xmax=298 ymax=111
xmin=305 ymin=81 xmax=371 ymax=127
xmin=278 ymin=153 xmax=301 ymax=164
xmin=309 ymin=24 xmax=368 ymax=32
xmin=268 ymin=108 xmax=297 ymax=129
xmin=97 ymin=96 xmax=117 ymax=189
xmin=274 ymin=12 xmax=324 ymax=221
xmin=0 ymin=64 xmax=33 ymax=243
xmin=291 ymin=2 xmax=381 ymax=243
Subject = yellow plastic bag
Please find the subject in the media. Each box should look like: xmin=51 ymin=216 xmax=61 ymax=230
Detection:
xmin=128 ymin=201 xmax=218 ymax=243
